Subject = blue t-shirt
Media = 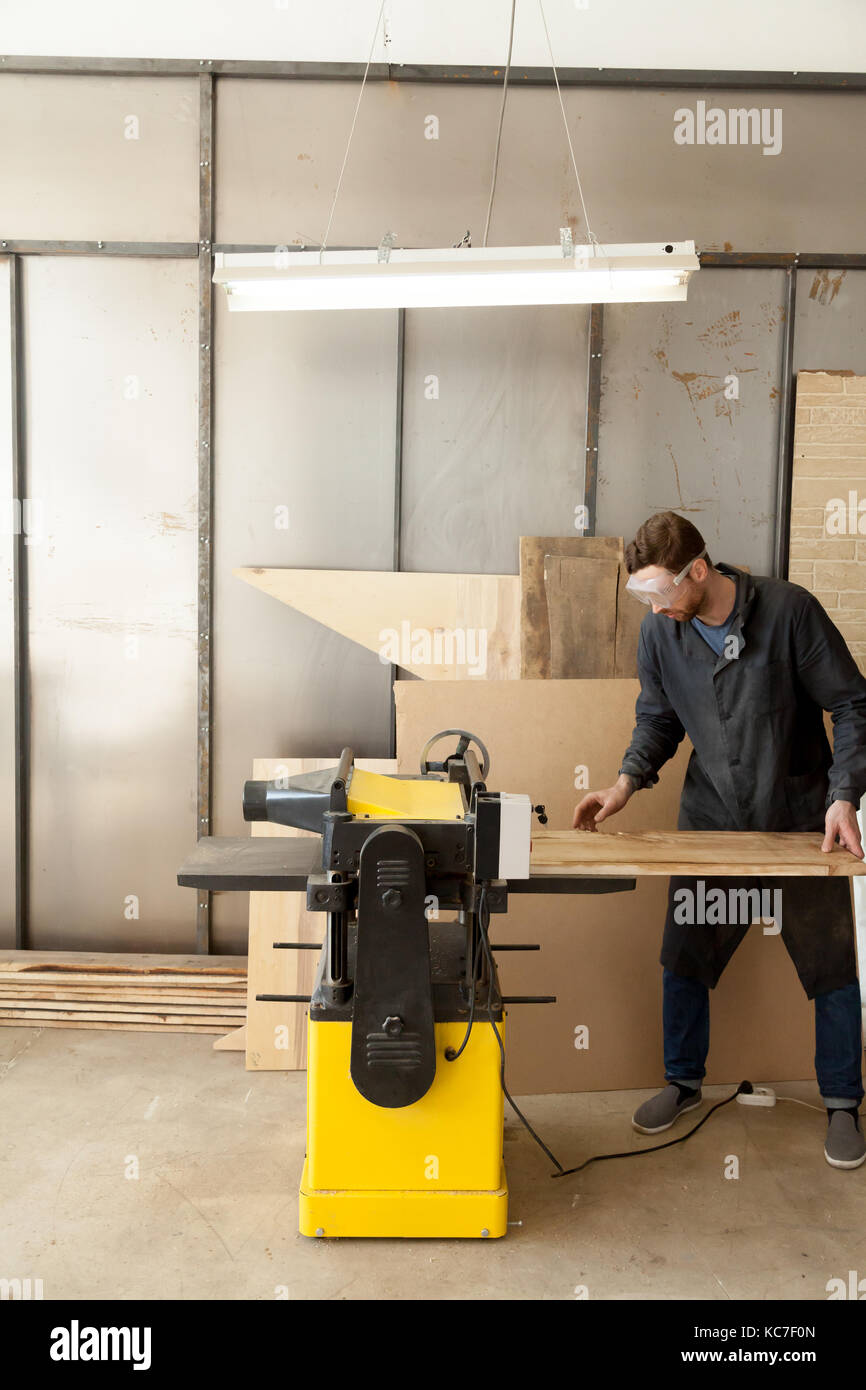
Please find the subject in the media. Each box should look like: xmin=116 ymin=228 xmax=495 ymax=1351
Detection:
xmin=691 ymin=604 xmax=736 ymax=656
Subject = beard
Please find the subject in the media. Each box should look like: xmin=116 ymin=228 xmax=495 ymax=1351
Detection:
xmin=662 ymin=592 xmax=704 ymax=622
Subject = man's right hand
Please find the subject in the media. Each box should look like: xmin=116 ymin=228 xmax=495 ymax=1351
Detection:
xmin=572 ymin=774 xmax=635 ymax=831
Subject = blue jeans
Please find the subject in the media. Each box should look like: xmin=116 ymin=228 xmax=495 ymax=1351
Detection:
xmin=662 ymin=969 xmax=864 ymax=1105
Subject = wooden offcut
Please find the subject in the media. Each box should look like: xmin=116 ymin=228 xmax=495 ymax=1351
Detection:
xmin=543 ymin=555 xmax=619 ymax=678
xmin=520 ymin=535 xmax=623 ymax=678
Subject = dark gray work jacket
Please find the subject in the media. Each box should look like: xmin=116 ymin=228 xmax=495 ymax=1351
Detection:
xmin=619 ymin=563 xmax=866 ymax=832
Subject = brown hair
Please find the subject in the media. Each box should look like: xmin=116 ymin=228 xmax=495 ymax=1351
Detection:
xmin=624 ymin=511 xmax=711 ymax=575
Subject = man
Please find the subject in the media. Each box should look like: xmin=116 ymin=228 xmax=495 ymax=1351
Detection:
xmin=573 ymin=510 xmax=866 ymax=1168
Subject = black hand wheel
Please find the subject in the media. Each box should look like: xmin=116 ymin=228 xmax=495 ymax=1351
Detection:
xmin=420 ymin=729 xmax=491 ymax=780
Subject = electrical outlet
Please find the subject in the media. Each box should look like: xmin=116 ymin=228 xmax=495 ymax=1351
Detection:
xmin=737 ymin=1085 xmax=777 ymax=1107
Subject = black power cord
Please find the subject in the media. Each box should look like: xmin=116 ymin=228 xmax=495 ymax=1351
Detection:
xmin=447 ymin=885 xmax=755 ymax=1179
xmin=550 ymin=1080 xmax=755 ymax=1178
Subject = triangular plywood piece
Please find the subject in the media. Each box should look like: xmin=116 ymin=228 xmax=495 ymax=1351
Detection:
xmin=235 ymin=567 xmax=520 ymax=680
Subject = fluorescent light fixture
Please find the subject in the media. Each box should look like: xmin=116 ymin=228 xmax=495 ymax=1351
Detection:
xmin=213 ymin=242 xmax=699 ymax=312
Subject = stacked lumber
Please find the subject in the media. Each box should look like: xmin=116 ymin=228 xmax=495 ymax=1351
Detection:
xmin=0 ymin=951 xmax=247 ymax=1034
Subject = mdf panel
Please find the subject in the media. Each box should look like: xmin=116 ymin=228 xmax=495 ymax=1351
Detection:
xmin=0 ymin=74 xmax=199 ymax=242
xmin=400 ymin=305 xmax=588 ymax=575
xmin=210 ymin=297 xmax=397 ymax=950
xmin=396 ymin=679 xmax=816 ymax=1095
xmin=216 ymin=79 xmax=866 ymax=253
xmin=0 ymin=259 xmax=14 ymax=946
xmin=597 ymin=268 xmax=785 ymax=575
xmin=25 ymin=257 xmax=198 ymax=950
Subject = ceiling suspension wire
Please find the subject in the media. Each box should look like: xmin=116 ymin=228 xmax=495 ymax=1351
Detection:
xmin=319 ymin=0 xmax=388 ymax=259
xmin=537 ymin=0 xmax=598 ymax=247
xmin=482 ymin=0 xmax=518 ymax=248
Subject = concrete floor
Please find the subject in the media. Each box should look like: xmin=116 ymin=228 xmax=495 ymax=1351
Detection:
xmin=1 ymin=1028 xmax=863 ymax=1301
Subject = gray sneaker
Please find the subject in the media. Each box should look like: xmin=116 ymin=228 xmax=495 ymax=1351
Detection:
xmin=824 ymin=1109 xmax=866 ymax=1169
xmin=632 ymin=1083 xmax=703 ymax=1135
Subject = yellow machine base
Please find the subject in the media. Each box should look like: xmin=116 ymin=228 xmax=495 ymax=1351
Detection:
xmin=299 ymin=1158 xmax=508 ymax=1239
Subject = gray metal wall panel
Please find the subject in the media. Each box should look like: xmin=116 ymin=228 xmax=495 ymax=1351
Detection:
xmin=216 ymin=79 xmax=865 ymax=253
xmin=793 ymin=269 xmax=866 ymax=376
xmin=210 ymin=299 xmax=397 ymax=949
xmin=25 ymin=257 xmax=198 ymax=951
xmin=0 ymin=259 xmax=14 ymax=946
xmin=0 ymin=75 xmax=199 ymax=241
xmin=597 ymin=269 xmax=786 ymax=574
xmin=400 ymin=306 xmax=589 ymax=574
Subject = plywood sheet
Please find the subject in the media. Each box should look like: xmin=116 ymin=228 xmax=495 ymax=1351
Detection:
xmin=520 ymin=535 xmax=622 ymax=678
xmin=235 ymin=569 xmax=520 ymax=680
xmin=395 ymin=678 xmax=821 ymax=1095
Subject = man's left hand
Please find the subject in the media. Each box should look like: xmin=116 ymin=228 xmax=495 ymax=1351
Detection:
xmin=821 ymin=799 xmax=864 ymax=859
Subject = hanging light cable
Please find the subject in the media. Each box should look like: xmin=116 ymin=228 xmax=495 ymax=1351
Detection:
xmin=319 ymin=0 xmax=387 ymax=260
xmin=482 ymin=0 xmax=518 ymax=248
xmin=537 ymin=0 xmax=596 ymax=247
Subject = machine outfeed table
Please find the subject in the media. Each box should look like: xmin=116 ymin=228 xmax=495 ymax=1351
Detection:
xmin=177 ymin=730 xmax=865 ymax=1239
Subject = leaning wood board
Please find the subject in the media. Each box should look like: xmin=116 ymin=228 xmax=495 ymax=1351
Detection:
xmin=543 ymin=555 xmax=619 ymax=678
xmin=530 ymin=830 xmax=866 ymax=877
xmin=520 ymin=535 xmax=623 ymax=678
xmin=235 ymin=568 xmax=521 ymax=680
xmin=245 ymin=756 xmax=397 ymax=1072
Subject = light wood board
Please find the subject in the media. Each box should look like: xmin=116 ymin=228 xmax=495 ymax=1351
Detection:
xmin=235 ymin=568 xmax=520 ymax=680
xmin=245 ymin=756 xmax=396 ymax=1071
xmin=530 ymin=829 xmax=866 ymax=877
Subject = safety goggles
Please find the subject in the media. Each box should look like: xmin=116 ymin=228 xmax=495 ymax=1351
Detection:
xmin=625 ymin=548 xmax=707 ymax=606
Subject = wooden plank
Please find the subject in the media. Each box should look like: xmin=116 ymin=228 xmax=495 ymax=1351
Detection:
xmin=543 ymin=555 xmax=619 ymax=677
xmin=530 ymin=829 xmax=866 ymax=877
xmin=0 ymin=1007 xmax=243 ymax=1025
xmin=234 ymin=568 xmax=521 ymax=680
xmin=0 ymin=951 xmax=246 ymax=976
xmin=0 ymin=1000 xmax=246 ymax=1023
xmin=0 ymin=1019 xmax=230 ymax=1034
xmin=245 ymin=756 xmax=397 ymax=1073
xmin=0 ymin=989 xmax=246 ymax=1000
xmin=0 ymin=982 xmax=245 ymax=996
xmin=0 ymin=978 xmax=246 ymax=990
xmin=520 ymin=535 xmax=623 ymax=678
xmin=0 ymin=952 xmax=248 ymax=1037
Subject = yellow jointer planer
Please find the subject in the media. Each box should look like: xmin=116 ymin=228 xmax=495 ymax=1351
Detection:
xmin=177 ymin=730 xmax=634 ymax=1239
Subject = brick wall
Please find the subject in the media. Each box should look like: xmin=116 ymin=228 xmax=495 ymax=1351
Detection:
xmin=790 ymin=370 xmax=866 ymax=674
